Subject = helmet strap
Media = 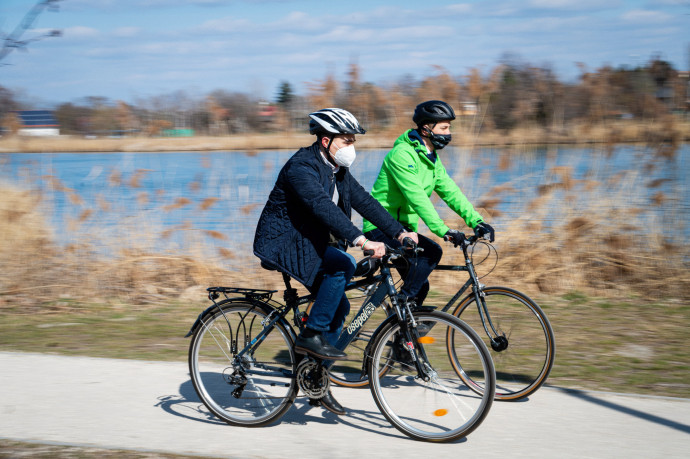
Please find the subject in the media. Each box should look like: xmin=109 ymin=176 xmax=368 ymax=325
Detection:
xmin=421 ymin=123 xmax=437 ymax=137
xmin=321 ymin=135 xmax=338 ymax=167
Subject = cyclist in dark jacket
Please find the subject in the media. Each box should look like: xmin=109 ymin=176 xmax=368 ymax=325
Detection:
xmin=254 ymin=108 xmax=417 ymax=415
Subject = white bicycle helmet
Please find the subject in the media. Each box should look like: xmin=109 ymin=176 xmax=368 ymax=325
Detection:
xmin=309 ymin=108 xmax=366 ymax=135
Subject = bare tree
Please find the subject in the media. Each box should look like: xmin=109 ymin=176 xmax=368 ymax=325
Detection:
xmin=0 ymin=0 xmax=62 ymax=64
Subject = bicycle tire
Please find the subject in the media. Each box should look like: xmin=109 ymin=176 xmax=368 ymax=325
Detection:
xmin=188 ymin=299 xmax=298 ymax=426
xmin=450 ymin=286 xmax=555 ymax=401
xmin=368 ymin=311 xmax=495 ymax=442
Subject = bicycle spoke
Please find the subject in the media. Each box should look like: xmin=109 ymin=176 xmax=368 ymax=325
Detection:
xmin=368 ymin=312 xmax=495 ymax=442
xmin=189 ymin=301 xmax=298 ymax=427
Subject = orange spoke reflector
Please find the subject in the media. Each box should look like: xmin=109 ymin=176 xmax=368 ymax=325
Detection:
xmin=418 ymin=336 xmax=435 ymax=344
xmin=433 ymin=408 xmax=448 ymax=417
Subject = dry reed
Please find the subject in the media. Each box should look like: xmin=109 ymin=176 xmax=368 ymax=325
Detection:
xmin=0 ymin=139 xmax=687 ymax=311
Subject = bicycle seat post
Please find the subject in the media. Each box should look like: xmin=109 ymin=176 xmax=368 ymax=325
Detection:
xmin=282 ymin=272 xmax=298 ymax=306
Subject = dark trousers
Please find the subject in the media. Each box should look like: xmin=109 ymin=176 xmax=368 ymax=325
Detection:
xmin=364 ymin=228 xmax=443 ymax=306
xmin=305 ymin=246 xmax=356 ymax=345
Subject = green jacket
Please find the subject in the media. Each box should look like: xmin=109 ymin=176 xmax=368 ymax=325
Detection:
xmin=363 ymin=129 xmax=483 ymax=237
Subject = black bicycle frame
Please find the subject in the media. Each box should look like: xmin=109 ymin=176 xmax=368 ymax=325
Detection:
xmin=334 ymin=267 xmax=398 ymax=352
xmin=196 ymin=254 xmax=425 ymax=376
xmin=435 ymin=248 xmax=502 ymax=341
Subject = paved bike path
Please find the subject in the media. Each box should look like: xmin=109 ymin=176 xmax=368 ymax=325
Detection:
xmin=1 ymin=351 xmax=688 ymax=458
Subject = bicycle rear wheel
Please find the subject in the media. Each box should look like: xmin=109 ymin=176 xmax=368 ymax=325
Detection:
xmin=329 ymin=300 xmax=393 ymax=388
xmin=188 ymin=300 xmax=298 ymax=426
xmin=368 ymin=311 xmax=495 ymax=442
xmin=451 ymin=287 xmax=555 ymax=401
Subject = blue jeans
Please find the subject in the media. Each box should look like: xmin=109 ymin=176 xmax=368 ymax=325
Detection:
xmin=305 ymin=246 xmax=356 ymax=345
xmin=364 ymin=229 xmax=443 ymax=305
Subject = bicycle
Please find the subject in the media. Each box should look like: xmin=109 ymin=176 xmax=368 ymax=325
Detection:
xmin=186 ymin=244 xmax=496 ymax=442
xmin=331 ymin=233 xmax=555 ymax=402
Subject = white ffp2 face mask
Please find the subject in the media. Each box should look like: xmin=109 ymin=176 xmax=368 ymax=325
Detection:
xmin=332 ymin=145 xmax=357 ymax=167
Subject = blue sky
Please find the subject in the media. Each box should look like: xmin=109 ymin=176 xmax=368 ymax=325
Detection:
xmin=1 ymin=0 xmax=688 ymax=106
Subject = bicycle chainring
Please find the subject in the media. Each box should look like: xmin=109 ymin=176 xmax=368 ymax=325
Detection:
xmin=296 ymin=358 xmax=330 ymax=399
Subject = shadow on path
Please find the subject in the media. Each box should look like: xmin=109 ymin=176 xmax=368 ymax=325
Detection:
xmin=556 ymin=387 xmax=690 ymax=434
xmin=156 ymin=377 xmax=468 ymax=443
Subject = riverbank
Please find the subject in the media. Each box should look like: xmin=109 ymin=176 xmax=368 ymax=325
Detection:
xmin=1 ymin=119 xmax=688 ymax=152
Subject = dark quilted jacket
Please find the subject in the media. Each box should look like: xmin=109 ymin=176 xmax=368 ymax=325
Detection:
xmin=253 ymin=142 xmax=404 ymax=287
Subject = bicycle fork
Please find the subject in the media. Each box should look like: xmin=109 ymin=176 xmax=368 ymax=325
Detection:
xmin=465 ymin=253 xmax=508 ymax=352
xmin=386 ymin=277 xmax=434 ymax=381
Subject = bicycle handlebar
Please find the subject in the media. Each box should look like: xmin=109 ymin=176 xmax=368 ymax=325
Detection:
xmin=360 ymin=237 xmax=422 ymax=260
xmin=384 ymin=241 xmax=424 ymax=261
xmin=446 ymin=232 xmax=487 ymax=249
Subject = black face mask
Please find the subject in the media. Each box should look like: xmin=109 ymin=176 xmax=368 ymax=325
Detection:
xmin=423 ymin=126 xmax=452 ymax=150
xmin=429 ymin=132 xmax=452 ymax=150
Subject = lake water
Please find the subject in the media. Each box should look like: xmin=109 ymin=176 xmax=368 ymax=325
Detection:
xmin=1 ymin=143 xmax=687 ymax=256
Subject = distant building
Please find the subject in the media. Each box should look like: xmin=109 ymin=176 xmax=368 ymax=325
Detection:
xmin=16 ymin=110 xmax=60 ymax=136
xmin=460 ymin=102 xmax=478 ymax=116
xmin=162 ymin=128 xmax=195 ymax=137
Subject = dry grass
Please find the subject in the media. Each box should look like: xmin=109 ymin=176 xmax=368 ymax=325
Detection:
xmin=431 ymin=158 xmax=689 ymax=300
xmin=0 ymin=142 xmax=688 ymax=398
xmin=0 ymin=134 xmax=687 ymax=308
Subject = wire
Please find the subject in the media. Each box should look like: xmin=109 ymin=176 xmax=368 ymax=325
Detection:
xmin=470 ymin=240 xmax=498 ymax=280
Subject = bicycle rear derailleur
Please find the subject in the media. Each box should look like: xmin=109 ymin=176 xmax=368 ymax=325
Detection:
xmin=296 ymin=357 xmax=329 ymax=399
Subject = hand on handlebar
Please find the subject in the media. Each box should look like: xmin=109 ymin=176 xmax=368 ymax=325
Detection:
xmin=474 ymin=222 xmax=495 ymax=242
xmin=396 ymin=231 xmax=418 ymax=246
xmin=443 ymin=229 xmax=466 ymax=246
xmin=362 ymin=240 xmax=387 ymax=259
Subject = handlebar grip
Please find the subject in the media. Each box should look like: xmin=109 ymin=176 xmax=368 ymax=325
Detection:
xmin=363 ymin=249 xmax=375 ymax=256
xmin=402 ymin=237 xmax=417 ymax=248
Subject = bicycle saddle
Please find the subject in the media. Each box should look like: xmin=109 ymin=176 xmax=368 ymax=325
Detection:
xmin=260 ymin=260 xmax=279 ymax=271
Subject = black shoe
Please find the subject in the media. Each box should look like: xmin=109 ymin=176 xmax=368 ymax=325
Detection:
xmin=415 ymin=322 xmax=432 ymax=335
xmin=294 ymin=333 xmax=347 ymax=360
xmin=310 ymin=391 xmax=346 ymax=415
xmin=397 ymin=294 xmax=436 ymax=312
xmin=391 ymin=333 xmax=414 ymax=368
xmin=409 ymin=301 xmax=437 ymax=313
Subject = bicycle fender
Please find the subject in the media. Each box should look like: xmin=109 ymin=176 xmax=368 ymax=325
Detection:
xmin=184 ymin=298 xmax=290 ymax=338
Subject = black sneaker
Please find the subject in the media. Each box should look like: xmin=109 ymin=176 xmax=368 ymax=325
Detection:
xmin=310 ymin=391 xmax=346 ymax=415
xmin=294 ymin=333 xmax=347 ymax=360
xmin=397 ymin=294 xmax=436 ymax=312
xmin=415 ymin=322 xmax=432 ymax=335
xmin=391 ymin=334 xmax=415 ymax=368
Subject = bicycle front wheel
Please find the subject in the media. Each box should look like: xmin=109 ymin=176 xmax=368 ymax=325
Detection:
xmin=188 ymin=300 xmax=298 ymax=426
xmin=368 ymin=311 xmax=495 ymax=442
xmin=452 ymin=287 xmax=555 ymax=401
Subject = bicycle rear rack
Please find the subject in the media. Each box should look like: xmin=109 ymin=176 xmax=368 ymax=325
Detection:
xmin=206 ymin=286 xmax=277 ymax=302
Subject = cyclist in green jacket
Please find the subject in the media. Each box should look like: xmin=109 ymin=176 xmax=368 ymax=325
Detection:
xmin=363 ymin=100 xmax=495 ymax=308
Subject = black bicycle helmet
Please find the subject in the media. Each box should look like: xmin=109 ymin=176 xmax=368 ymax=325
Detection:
xmin=412 ymin=100 xmax=456 ymax=126
xmin=309 ymin=108 xmax=366 ymax=135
